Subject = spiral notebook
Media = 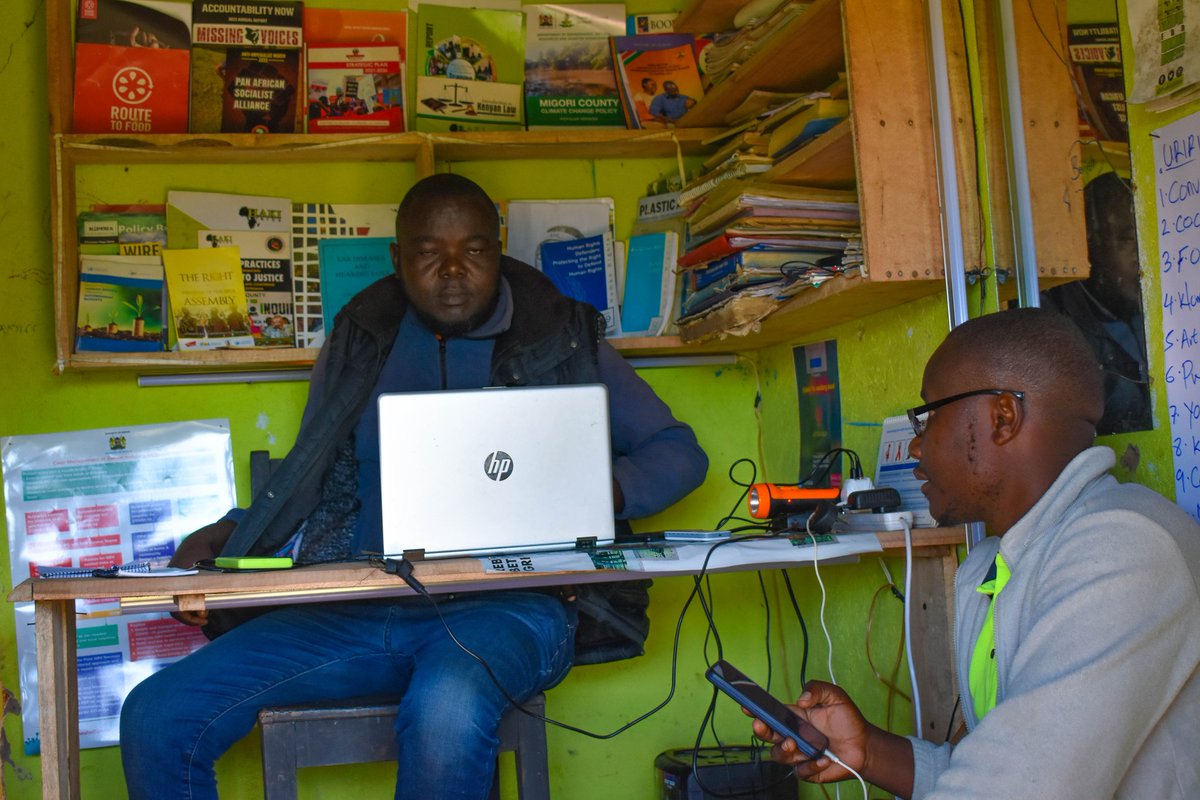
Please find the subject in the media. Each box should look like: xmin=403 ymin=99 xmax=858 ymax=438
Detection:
xmin=37 ymin=561 xmax=199 ymax=579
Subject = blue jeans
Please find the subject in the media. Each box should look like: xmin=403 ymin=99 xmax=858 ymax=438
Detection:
xmin=120 ymin=591 xmax=576 ymax=800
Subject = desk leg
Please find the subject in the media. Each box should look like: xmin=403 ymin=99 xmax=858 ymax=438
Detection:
xmin=906 ymin=547 xmax=959 ymax=742
xmin=35 ymin=600 xmax=80 ymax=800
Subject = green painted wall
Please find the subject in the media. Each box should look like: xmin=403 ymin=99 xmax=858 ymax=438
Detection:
xmin=1 ymin=0 xmax=1184 ymax=798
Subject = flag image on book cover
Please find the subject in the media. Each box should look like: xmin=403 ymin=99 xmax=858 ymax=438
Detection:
xmin=306 ymin=43 xmax=404 ymax=133
xmin=416 ymin=4 xmax=524 ymax=132
xmin=610 ymin=33 xmax=702 ymax=129
xmin=524 ymin=4 xmax=626 ymax=128
xmin=73 ymin=0 xmax=191 ymax=133
xmin=189 ymin=0 xmax=303 ymax=134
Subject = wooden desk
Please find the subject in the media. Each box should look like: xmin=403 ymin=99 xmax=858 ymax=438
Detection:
xmin=7 ymin=528 xmax=964 ymax=800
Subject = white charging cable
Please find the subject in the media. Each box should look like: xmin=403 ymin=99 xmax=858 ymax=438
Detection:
xmin=822 ymin=748 xmax=869 ymax=799
xmin=901 ymin=516 xmax=923 ymax=737
xmin=806 ymin=514 xmax=837 ymax=685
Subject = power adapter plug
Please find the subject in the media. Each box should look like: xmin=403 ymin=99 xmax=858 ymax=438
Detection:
xmin=840 ymin=476 xmax=875 ymax=505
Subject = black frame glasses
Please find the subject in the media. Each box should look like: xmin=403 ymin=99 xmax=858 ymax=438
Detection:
xmin=907 ymin=389 xmax=1025 ymax=436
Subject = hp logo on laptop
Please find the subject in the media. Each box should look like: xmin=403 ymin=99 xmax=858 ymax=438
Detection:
xmin=484 ymin=451 xmax=514 ymax=481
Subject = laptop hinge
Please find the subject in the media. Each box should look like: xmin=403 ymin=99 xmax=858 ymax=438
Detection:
xmin=574 ymin=536 xmax=598 ymax=550
xmin=402 ymin=548 xmax=426 ymax=562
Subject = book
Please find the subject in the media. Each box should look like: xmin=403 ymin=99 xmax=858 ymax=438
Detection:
xmin=1068 ymin=23 xmax=1127 ymax=142
xmin=626 ymin=12 xmax=676 ymax=35
xmin=766 ymin=98 xmax=850 ymax=158
xmin=78 ymin=210 xmax=167 ymax=256
xmin=539 ymin=232 xmax=622 ymax=336
xmin=524 ymin=4 xmax=626 ymax=128
xmin=303 ymin=7 xmax=406 ymax=133
xmin=502 ymin=198 xmax=616 ymax=270
xmin=415 ymin=4 xmax=525 ymax=132
xmin=317 ymin=237 xmax=394 ymax=333
xmin=305 ymin=42 xmax=405 ymax=133
xmin=161 ymin=246 xmax=255 ymax=350
xmin=610 ymin=34 xmax=703 ymax=129
xmin=620 ymin=231 xmax=677 ymax=337
xmin=167 ymin=190 xmax=294 ymax=346
xmin=75 ymin=255 xmax=165 ymax=352
xmin=291 ymin=202 xmax=398 ymax=348
xmin=189 ymin=0 xmax=303 ymax=134
xmin=73 ymin=0 xmax=191 ymax=133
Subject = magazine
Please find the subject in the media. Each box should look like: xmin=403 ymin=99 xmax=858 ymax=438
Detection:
xmin=73 ymin=0 xmax=191 ymax=133
xmin=304 ymin=7 xmax=407 ymax=132
xmin=610 ymin=33 xmax=703 ymax=129
xmin=75 ymin=255 xmax=165 ymax=353
xmin=167 ymin=190 xmax=294 ymax=346
xmin=415 ymin=4 xmax=524 ymax=132
xmin=619 ymin=231 xmax=678 ymax=337
xmin=78 ymin=209 xmax=167 ymax=256
xmin=189 ymin=0 xmax=303 ymax=133
xmin=524 ymin=4 xmax=626 ymax=128
xmin=161 ymin=247 xmax=255 ymax=350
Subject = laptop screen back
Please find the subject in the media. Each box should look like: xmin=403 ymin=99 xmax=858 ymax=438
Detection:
xmin=378 ymin=384 xmax=616 ymax=559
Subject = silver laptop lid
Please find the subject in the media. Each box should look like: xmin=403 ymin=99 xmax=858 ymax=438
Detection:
xmin=378 ymin=384 xmax=616 ymax=559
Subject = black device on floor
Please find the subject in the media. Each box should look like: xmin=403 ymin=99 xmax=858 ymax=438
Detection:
xmin=705 ymin=659 xmax=830 ymax=760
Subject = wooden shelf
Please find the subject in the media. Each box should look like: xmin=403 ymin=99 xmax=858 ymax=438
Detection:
xmin=673 ymin=0 xmax=745 ymax=34
xmin=677 ymin=0 xmax=844 ymax=128
xmin=677 ymin=273 xmax=946 ymax=349
xmin=759 ymin=117 xmax=856 ymax=188
xmin=64 ymin=348 xmax=321 ymax=373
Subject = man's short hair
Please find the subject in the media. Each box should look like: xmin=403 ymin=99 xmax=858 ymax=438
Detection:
xmin=941 ymin=307 xmax=1104 ymax=409
xmin=396 ymin=174 xmax=499 ymax=238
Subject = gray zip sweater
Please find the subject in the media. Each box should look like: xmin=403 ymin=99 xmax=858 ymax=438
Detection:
xmin=910 ymin=446 xmax=1200 ymax=799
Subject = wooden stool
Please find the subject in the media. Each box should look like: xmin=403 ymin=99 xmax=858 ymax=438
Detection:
xmin=258 ymin=693 xmax=550 ymax=800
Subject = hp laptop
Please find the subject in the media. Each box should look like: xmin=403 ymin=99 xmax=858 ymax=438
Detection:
xmin=378 ymin=384 xmax=616 ymax=559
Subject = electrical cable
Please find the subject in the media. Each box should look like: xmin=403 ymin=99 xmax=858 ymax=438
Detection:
xmin=823 ymin=748 xmax=869 ymax=800
xmin=806 ymin=510 xmax=837 ymax=685
xmin=901 ymin=516 xmax=923 ymax=738
xmin=780 ymin=570 xmax=811 ymax=688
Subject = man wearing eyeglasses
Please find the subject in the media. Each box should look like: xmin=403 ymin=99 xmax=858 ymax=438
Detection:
xmin=753 ymin=308 xmax=1200 ymax=799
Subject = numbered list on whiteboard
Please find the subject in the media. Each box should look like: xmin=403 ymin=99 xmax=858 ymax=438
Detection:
xmin=1154 ymin=114 xmax=1200 ymax=522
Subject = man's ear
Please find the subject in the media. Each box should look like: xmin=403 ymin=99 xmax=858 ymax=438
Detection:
xmin=991 ymin=392 xmax=1023 ymax=446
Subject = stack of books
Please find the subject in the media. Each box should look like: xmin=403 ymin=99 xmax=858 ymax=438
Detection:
xmin=674 ymin=181 xmax=861 ymax=334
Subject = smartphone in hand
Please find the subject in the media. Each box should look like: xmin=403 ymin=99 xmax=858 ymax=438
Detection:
xmin=706 ymin=659 xmax=830 ymax=760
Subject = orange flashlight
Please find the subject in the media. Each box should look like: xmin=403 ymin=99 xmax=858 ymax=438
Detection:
xmin=747 ymin=484 xmax=841 ymax=519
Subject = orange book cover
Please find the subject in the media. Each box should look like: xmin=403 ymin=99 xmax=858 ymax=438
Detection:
xmin=73 ymin=0 xmax=191 ymax=133
xmin=610 ymin=34 xmax=703 ymax=130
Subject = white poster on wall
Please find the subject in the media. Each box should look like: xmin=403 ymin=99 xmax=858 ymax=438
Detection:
xmin=2 ymin=419 xmax=235 ymax=752
xmin=1152 ymin=113 xmax=1200 ymax=523
xmin=1126 ymin=0 xmax=1200 ymax=104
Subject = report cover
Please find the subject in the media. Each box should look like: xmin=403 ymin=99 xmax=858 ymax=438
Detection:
xmin=161 ymin=246 xmax=255 ymax=350
xmin=78 ymin=210 xmax=167 ymax=256
xmin=303 ymin=7 xmax=407 ymax=132
xmin=306 ymin=42 xmax=405 ymax=133
xmin=619 ymin=231 xmax=677 ymax=337
xmin=524 ymin=4 xmax=626 ymax=128
xmin=73 ymin=0 xmax=191 ymax=133
xmin=167 ymin=190 xmax=294 ymax=346
xmin=189 ymin=0 xmax=303 ymax=133
xmin=75 ymin=255 xmax=165 ymax=352
xmin=317 ymin=237 xmax=394 ymax=332
xmin=415 ymin=4 xmax=524 ymax=132
xmin=539 ymin=232 xmax=621 ymax=336
xmin=610 ymin=33 xmax=702 ymax=129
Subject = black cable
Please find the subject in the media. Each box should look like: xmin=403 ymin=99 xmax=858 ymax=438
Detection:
xmin=780 ymin=569 xmax=811 ymax=688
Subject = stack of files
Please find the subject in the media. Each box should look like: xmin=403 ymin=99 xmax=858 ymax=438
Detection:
xmin=700 ymin=1 xmax=814 ymax=90
xmin=680 ymin=81 xmax=848 ymax=211
xmin=675 ymin=181 xmax=861 ymax=329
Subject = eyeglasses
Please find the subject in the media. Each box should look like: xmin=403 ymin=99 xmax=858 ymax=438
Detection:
xmin=907 ymin=389 xmax=1025 ymax=437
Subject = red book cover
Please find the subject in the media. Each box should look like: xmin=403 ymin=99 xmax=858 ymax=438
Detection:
xmin=306 ymin=43 xmax=404 ymax=133
xmin=73 ymin=0 xmax=191 ymax=133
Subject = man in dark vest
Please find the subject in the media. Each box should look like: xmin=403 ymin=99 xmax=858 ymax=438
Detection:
xmin=120 ymin=174 xmax=709 ymax=799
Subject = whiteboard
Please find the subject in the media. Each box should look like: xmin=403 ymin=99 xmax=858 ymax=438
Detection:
xmin=1152 ymin=113 xmax=1200 ymax=522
